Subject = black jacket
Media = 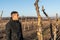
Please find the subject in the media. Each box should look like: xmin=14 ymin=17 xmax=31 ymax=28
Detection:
xmin=5 ymin=19 xmax=23 ymax=40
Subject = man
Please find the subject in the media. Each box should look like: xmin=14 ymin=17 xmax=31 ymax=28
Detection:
xmin=5 ymin=11 xmax=23 ymax=40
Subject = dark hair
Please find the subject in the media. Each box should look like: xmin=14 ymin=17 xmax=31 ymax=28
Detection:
xmin=11 ymin=11 xmax=18 ymax=15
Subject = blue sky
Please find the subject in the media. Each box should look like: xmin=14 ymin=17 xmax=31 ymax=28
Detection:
xmin=0 ymin=0 xmax=60 ymax=17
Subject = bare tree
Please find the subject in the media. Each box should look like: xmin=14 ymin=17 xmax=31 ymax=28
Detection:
xmin=0 ymin=10 xmax=3 ymax=20
xmin=34 ymin=0 xmax=43 ymax=40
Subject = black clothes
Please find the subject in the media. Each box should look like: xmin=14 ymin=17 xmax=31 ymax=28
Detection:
xmin=5 ymin=19 xmax=23 ymax=40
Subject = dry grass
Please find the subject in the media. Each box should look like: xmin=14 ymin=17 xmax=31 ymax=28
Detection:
xmin=0 ymin=19 xmax=60 ymax=40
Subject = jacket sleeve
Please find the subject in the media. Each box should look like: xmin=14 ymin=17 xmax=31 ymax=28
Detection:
xmin=19 ymin=22 xmax=24 ymax=40
xmin=5 ymin=22 xmax=11 ymax=40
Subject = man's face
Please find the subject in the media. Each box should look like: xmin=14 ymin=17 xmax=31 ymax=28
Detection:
xmin=11 ymin=13 xmax=19 ymax=20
